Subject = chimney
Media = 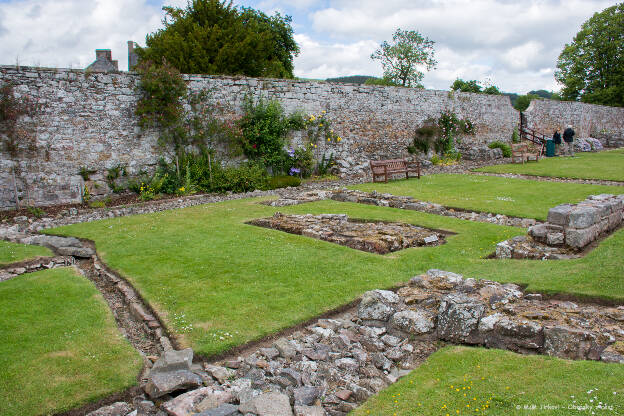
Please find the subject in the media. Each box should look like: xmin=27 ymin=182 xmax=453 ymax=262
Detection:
xmin=85 ymin=49 xmax=119 ymax=73
xmin=128 ymin=41 xmax=139 ymax=71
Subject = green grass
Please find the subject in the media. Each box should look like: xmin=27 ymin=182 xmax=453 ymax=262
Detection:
xmin=353 ymin=346 xmax=624 ymax=416
xmin=350 ymin=174 xmax=624 ymax=220
xmin=0 ymin=268 xmax=142 ymax=416
xmin=475 ymin=148 xmax=624 ymax=181
xmin=0 ymin=240 xmax=53 ymax=266
xmin=48 ymin=197 xmax=624 ymax=356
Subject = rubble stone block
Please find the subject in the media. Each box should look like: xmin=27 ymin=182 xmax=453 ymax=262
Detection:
xmin=389 ymin=309 xmax=435 ymax=335
xmin=547 ymin=204 xmax=572 ymax=226
xmin=546 ymin=232 xmax=564 ymax=246
xmin=437 ymin=294 xmax=485 ymax=343
xmin=358 ymin=290 xmax=400 ymax=321
xmin=543 ymin=326 xmax=597 ymax=360
xmin=568 ymin=206 xmax=600 ymax=229
xmin=565 ymin=226 xmax=598 ymax=249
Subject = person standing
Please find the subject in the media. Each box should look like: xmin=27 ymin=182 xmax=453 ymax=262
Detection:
xmin=563 ymin=125 xmax=575 ymax=156
xmin=553 ymin=130 xmax=562 ymax=156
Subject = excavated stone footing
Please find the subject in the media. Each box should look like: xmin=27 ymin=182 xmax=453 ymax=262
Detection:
xmin=264 ymin=189 xmax=539 ymax=228
xmin=86 ymin=269 xmax=623 ymax=416
xmin=249 ymin=213 xmax=446 ymax=254
xmin=0 ymin=255 xmax=75 ymax=282
xmin=496 ymin=193 xmax=624 ymax=260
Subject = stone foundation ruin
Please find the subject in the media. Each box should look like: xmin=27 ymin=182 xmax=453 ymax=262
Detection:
xmin=249 ymin=213 xmax=446 ymax=254
xmin=496 ymin=194 xmax=624 ymax=260
xmin=103 ymin=269 xmax=623 ymax=416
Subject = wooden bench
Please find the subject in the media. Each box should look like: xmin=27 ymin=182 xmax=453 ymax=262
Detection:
xmin=511 ymin=143 xmax=540 ymax=164
xmin=370 ymin=159 xmax=421 ymax=183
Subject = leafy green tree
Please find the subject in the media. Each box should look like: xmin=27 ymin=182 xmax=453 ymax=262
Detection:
xmin=451 ymin=79 xmax=501 ymax=95
xmin=483 ymin=85 xmax=501 ymax=95
xmin=137 ymin=0 xmax=299 ymax=78
xmin=451 ymin=79 xmax=481 ymax=93
xmin=371 ymin=29 xmax=437 ymax=87
xmin=514 ymin=94 xmax=540 ymax=112
xmin=555 ymin=3 xmax=624 ymax=106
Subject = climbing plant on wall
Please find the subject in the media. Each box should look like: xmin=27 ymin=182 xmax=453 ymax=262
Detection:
xmin=0 ymin=82 xmax=40 ymax=157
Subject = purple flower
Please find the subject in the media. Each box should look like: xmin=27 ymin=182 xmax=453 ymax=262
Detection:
xmin=287 ymin=147 xmax=295 ymax=157
xmin=289 ymin=167 xmax=300 ymax=175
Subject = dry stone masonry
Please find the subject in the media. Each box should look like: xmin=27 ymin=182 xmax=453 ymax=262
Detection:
xmin=497 ymin=194 xmax=624 ymax=260
xmin=265 ymin=189 xmax=539 ymax=228
xmin=3 ymin=65 xmax=623 ymax=209
xmin=86 ymin=269 xmax=623 ymax=416
xmin=525 ymin=99 xmax=624 ymax=147
xmin=0 ymin=255 xmax=75 ymax=282
xmin=249 ymin=213 xmax=446 ymax=254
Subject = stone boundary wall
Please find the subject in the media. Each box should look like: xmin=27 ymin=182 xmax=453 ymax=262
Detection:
xmin=524 ymin=99 xmax=624 ymax=146
xmin=2 ymin=65 xmax=624 ymax=209
xmin=1 ymin=65 xmax=518 ymax=209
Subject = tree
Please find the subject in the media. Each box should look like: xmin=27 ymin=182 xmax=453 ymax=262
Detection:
xmin=483 ymin=85 xmax=501 ymax=95
xmin=137 ymin=0 xmax=299 ymax=78
xmin=451 ymin=79 xmax=481 ymax=93
xmin=555 ymin=3 xmax=624 ymax=106
xmin=514 ymin=94 xmax=540 ymax=112
xmin=371 ymin=29 xmax=437 ymax=87
xmin=451 ymin=79 xmax=501 ymax=95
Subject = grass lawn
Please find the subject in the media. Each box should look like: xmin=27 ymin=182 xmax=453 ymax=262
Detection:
xmin=48 ymin=196 xmax=624 ymax=357
xmin=353 ymin=346 xmax=624 ymax=416
xmin=474 ymin=148 xmax=624 ymax=181
xmin=0 ymin=268 xmax=142 ymax=416
xmin=350 ymin=174 xmax=624 ymax=220
xmin=0 ymin=240 xmax=53 ymax=266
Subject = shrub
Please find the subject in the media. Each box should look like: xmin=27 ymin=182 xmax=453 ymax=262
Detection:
xmin=488 ymin=141 xmax=512 ymax=157
xmin=408 ymin=121 xmax=439 ymax=154
xmin=26 ymin=206 xmax=45 ymax=218
xmin=0 ymin=82 xmax=40 ymax=156
xmin=316 ymin=153 xmax=335 ymax=176
xmin=410 ymin=112 xmax=474 ymax=157
xmin=238 ymin=96 xmax=296 ymax=173
xmin=135 ymin=60 xmax=187 ymax=131
xmin=211 ymin=163 xmax=268 ymax=193
xmin=268 ymin=175 xmax=301 ymax=189
xmin=78 ymin=167 xmax=96 ymax=181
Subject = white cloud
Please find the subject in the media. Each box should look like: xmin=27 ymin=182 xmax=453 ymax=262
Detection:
xmin=0 ymin=0 xmax=614 ymax=93
xmin=293 ymin=34 xmax=380 ymax=79
xmin=0 ymin=0 xmax=163 ymax=70
xmin=501 ymin=41 xmax=544 ymax=71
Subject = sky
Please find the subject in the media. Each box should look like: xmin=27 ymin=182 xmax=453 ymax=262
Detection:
xmin=0 ymin=0 xmax=616 ymax=94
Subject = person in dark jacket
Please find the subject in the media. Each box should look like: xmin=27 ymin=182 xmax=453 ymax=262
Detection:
xmin=553 ymin=130 xmax=562 ymax=156
xmin=563 ymin=125 xmax=575 ymax=156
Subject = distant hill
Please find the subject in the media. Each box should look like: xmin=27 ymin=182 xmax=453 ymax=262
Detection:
xmin=528 ymin=90 xmax=554 ymax=99
xmin=325 ymin=75 xmax=375 ymax=85
xmin=502 ymin=92 xmax=520 ymax=106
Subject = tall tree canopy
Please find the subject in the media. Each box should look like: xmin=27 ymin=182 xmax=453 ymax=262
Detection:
xmin=371 ymin=29 xmax=437 ymax=88
xmin=555 ymin=3 xmax=624 ymax=106
xmin=137 ymin=0 xmax=299 ymax=78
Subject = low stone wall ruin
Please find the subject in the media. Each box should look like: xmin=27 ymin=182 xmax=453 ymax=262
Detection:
xmin=90 ymin=269 xmax=623 ymax=416
xmin=497 ymin=194 xmax=624 ymax=260
xmin=249 ymin=213 xmax=445 ymax=254
xmin=267 ymin=189 xmax=539 ymax=228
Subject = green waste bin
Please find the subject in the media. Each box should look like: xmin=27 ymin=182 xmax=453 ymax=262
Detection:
xmin=546 ymin=139 xmax=555 ymax=157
